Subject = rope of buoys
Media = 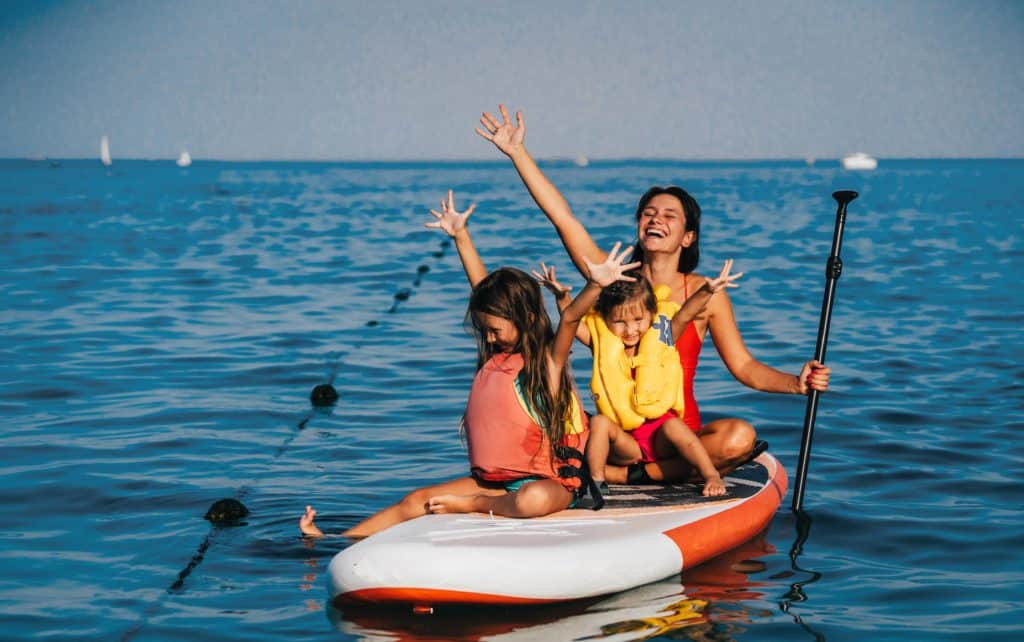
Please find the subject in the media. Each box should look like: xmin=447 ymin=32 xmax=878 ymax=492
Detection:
xmin=120 ymin=237 xmax=452 ymax=641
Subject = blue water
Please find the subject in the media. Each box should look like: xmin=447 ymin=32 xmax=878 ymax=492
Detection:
xmin=1 ymin=158 xmax=1021 ymax=641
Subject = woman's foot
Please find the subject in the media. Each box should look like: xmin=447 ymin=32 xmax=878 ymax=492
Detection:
xmin=299 ymin=505 xmax=324 ymax=537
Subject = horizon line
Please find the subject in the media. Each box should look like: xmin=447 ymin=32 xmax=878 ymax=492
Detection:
xmin=8 ymin=155 xmax=1024 ymax=164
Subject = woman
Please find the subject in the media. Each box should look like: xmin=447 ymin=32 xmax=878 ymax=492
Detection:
xmin=476 ymin=105 xmax=830 ymax=482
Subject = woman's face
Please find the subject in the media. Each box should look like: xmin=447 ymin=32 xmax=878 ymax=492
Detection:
xmin=637 ymin=193 xmax=694 ymax=255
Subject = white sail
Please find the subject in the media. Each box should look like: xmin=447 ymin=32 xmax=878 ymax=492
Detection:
xmin=841 ymin=152 xmax=877 ymax=170
xmin=176 ymin=150 xmax=192 ymax=167
xmin=100 ymin=136 xmax=112 ymax=166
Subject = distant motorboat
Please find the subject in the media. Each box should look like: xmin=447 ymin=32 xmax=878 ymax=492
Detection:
xmin=841 ymin=152 xmax=877 ymax=170
xmin=176 ymin=151 xmax=192 ymax=167
xmin=574 ymin=154 xmax=589 ymax=168
xmin=100 ymin=136 xmax=112 ymax=166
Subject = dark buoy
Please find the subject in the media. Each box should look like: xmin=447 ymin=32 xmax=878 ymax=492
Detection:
xmin=365 ymin=320 xmax=379 ymax=327
xmin=204 ymin=498 xmax=249 ymax=526
xmin=393 ymin=289 xmax=411 ymax=302
xmin=310 ymin=383 xmax=339 ymax=406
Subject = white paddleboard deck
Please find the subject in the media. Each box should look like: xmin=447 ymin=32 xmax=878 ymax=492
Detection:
xmin=328 ymin=452 xmax=787 ymax=606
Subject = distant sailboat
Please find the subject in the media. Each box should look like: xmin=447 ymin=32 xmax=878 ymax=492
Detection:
xmin=841 ymin=152 xmax=877 ymax=170
xmin=100 ymin=136 xmax=112 ymax=166
xmin=176 ymin=150 xmax=192 ymax=167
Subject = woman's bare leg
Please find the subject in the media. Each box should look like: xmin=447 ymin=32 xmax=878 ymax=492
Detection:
xmin=698 ymin=418 xmax=757 ymax=471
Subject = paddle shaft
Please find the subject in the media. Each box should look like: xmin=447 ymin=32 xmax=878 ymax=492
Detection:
xmin=791 ymin=190 xmax=857 ymax=511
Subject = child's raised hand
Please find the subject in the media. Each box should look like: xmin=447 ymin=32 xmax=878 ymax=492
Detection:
xmin=532 ymin=262 xmax=573 ymax=299
xmin=425 ymin=190 xmax=475 ymax=237
xmin=584 ymin=242 xmax=642 ymax=288
xmin=475 ymin=104 xmax=525 ymax=156
xmin=704 ymin=259 xmax=744 ymax=293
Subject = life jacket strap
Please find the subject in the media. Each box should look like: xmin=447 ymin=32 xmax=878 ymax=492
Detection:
xmin=554 ymin=445 xmax=605 ymax=511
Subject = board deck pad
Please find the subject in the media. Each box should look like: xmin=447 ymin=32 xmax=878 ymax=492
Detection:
xmin=601 ymin=460 xmax=768 ymax=509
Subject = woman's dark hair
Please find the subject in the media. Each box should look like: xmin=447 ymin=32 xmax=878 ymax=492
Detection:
xmin=595 ymin=271 xmax=656 ymax=322
xmin=630 ymin=185 xmax=701 ymax=274
xmin=466 ymin=267 xmax=574 ymax=449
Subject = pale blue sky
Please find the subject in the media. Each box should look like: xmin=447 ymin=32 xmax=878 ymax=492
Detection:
xmin=2 ymin=0 xmax=1022 ymax=160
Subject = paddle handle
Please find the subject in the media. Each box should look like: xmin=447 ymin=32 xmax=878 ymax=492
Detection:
xmin=791 ymin=190 xmax=857 ymax=511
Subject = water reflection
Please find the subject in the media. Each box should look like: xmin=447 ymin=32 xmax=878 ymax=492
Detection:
xmin=776 ymin=509 xmax=825 ymax=641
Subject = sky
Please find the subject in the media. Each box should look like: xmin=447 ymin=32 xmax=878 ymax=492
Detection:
xmin=1 ymin=0 xmax=1022 ymax=161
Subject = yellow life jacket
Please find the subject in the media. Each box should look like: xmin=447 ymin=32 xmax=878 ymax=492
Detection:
xmin=585 ymin=285 xmax=685 ymax=430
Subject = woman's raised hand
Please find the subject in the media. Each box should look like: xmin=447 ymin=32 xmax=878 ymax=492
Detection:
xmin=532 ymin=262 xmax=573 ymax=299
xmin=475 ymin=104 xmax=525 ymax=156
xmin=584 ymin=242 xmax=642 ymax=288
xmin=425 ymin=190 xmax=475 ymax=237
xmin=704 ymin=259 xmax=744 ymax=293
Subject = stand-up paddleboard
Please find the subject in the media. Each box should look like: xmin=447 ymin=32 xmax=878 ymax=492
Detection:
xmin=328 ymin=452 xmax=786 ymax=607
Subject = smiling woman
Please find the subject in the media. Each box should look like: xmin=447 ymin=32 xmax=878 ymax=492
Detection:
xmin=477 ymin=104 xmax=832 ymax=482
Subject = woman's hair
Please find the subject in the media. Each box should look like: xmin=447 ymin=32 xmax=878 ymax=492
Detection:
xmin=594 ymin=271 xmax=656 ymax=322
xmin=630 ymin=185 xmax=701 ymax=274
xmin=467 ymin=267 xmax=575 ymax=447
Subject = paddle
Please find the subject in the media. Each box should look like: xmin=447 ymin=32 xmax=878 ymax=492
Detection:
xmin=791 ymin=190 xmax=857 ymax=511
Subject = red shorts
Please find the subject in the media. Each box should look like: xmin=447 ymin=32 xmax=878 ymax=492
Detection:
xmin=630 ymin=411 xmax=677 ymax=463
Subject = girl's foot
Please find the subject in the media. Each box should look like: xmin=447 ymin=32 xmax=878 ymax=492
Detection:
xmin=299 ymin=505 xmax=324 ymax=537
xmin=427 ymin=494 xmax=476 ymax=514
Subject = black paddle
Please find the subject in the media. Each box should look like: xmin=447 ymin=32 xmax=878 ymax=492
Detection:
xmin=791 ymin=190 xmax=857 ymax=511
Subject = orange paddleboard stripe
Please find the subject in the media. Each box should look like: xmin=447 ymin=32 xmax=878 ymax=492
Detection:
xmin=662 ymin=459 xmax=788 ymax=568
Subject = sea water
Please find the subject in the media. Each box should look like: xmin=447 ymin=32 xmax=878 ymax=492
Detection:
xmin=0 ymin=158 xmax=1021 ymax=641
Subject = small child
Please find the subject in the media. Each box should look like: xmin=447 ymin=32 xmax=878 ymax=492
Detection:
xmin=536 ymin=260 xmax=741 ymax=497
xmin=300 ymin=191 xmax=638 ymax=538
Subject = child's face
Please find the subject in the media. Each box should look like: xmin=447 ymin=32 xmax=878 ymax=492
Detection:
xmin=476 ymin=313 xmax=520 ymax=354
xmin=605 ymin=300 xmax=652 ymax=350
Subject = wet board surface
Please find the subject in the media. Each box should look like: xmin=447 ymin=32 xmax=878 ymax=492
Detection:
xmin=328 ymin=453 xmax=786 ymax=607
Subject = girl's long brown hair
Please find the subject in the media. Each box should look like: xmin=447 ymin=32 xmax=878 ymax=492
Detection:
xmin=467 ymin=268 xmax=574 ymax=448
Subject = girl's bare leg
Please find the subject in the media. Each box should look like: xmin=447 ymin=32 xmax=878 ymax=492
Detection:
xmin=342 ymin=476 xmax=506 ymax=538
xmin=654 ymin=418 xmax=725 ymax=496
xmin=429 ymin=479 xmax=572 ymax=517
xmin=603 ymin=417 xmax=756 ymax=483
xmin=584 ymin=414 xmax=642 ymax=483
xmin=298 ymin=476 xmax=504 ymax=539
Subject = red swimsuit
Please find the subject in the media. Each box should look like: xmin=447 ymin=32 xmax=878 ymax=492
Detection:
xmin=674 ymin=274 xmax=703 ymax=433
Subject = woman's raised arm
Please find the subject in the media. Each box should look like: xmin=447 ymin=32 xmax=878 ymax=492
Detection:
xmin=476 ymin=104 xmax=605 ymax=279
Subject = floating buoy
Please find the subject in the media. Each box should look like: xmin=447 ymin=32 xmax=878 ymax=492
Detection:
xmin=310 ymin=383 xmax=339 ymax=407
xmin=204 ymin=498 xmax=249 ymax=526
